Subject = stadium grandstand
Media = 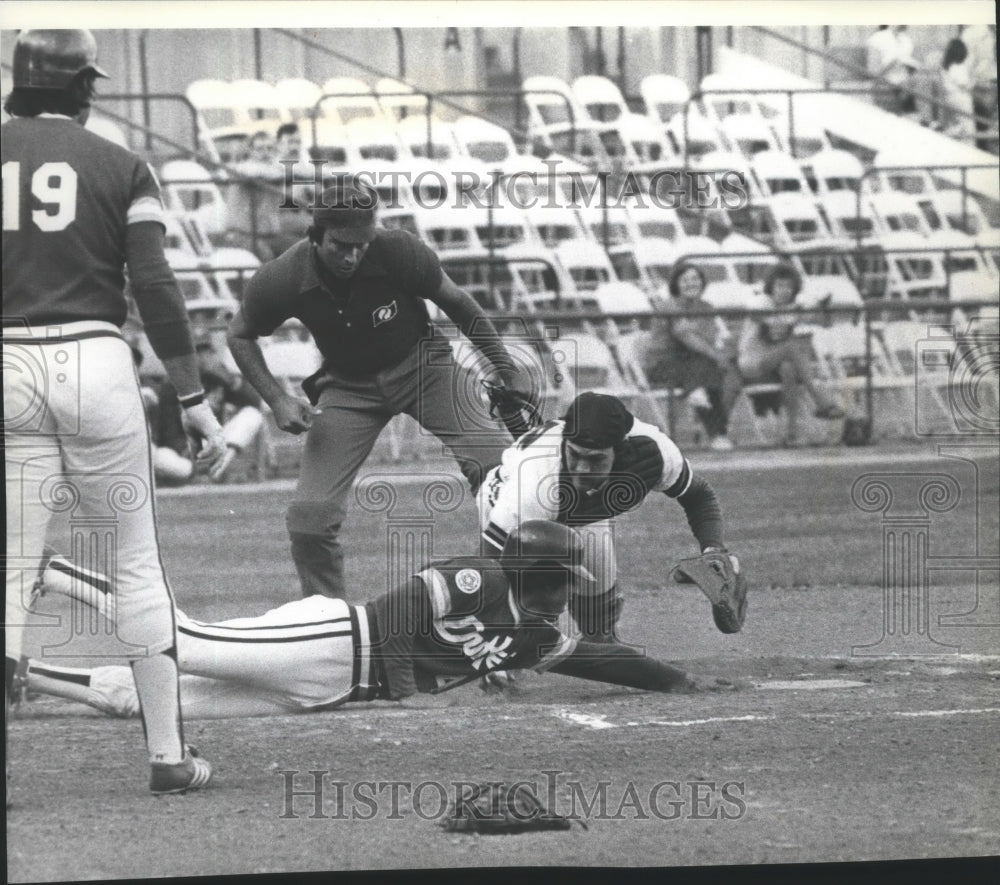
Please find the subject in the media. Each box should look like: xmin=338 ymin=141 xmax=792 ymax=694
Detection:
xmin=4 ymin=25 xmax=996 ymax=472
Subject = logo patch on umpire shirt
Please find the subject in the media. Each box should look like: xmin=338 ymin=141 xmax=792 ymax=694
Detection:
xmin=372 ymin=301 xmax=398 ymax=327
xmin=455 ymin=569 xmax=482 ymax=594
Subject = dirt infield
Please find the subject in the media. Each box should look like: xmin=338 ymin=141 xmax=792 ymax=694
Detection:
xmin=7 ymin=443 xmax=999 ymax=879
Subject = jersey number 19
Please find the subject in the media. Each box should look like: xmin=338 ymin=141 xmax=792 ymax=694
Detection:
xmin=3 ymin=161 xmax=79 ymax=232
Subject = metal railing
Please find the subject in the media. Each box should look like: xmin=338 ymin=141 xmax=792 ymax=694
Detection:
xmin=310 ymin=88 xmax=577 ymax=159
xmin=853 ymin=162 xmax=1000 ymax=251
xmin=170 ymin=296 xmax=996 ymax=446
xmin=751 ymin=25 xmax=998 ymax=138
xmin=99 ymin=93 xmax=202 ymax=154
xmin=157 ymin=175 xmax=308 ymax=262
xmin=508 ymin=298 xmax=997 ymax=441
xmin=681 ymin=86 xmax=922 ymax=167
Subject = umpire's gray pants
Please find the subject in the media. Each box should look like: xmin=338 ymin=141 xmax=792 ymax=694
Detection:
xmin=286 ymin=340 xmax=512 ymax=598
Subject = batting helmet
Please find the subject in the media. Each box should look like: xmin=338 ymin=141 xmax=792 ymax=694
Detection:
xmin=12 ymin=30 xmax=109 ymax=90
xmin=500 ymin=520 xmax=595 ymax=583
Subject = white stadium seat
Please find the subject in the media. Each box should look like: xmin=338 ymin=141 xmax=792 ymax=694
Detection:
xmin=275 ymin=78 xmax=323 ymax=121
xmin=640 ymin=74 xmax=691 ymax=129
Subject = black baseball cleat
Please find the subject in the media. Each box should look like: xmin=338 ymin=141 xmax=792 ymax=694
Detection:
xmin=150 ymin=746 xmax=213 ymax=795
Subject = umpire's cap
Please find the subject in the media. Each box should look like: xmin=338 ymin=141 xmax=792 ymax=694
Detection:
xmin=312 ymin=177 xmax=379 ymax=244
xmin=562 ymin=392 xmax=634 ymax=450
xmin=500 ymin=520 xmax=595 ymax=583
xmin=13 ymin=30 xmax=109 ymax=90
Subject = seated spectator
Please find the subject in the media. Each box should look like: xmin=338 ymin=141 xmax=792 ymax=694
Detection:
xmin=737 ymin=265 xmax=844 ymax=448
xmin=646 ymin=262 xmax=742 ymax=451
xmin=940 ymin=37 xmax=974 ymax=142
xmin=145 ymin=342 xmax=265 ymax=485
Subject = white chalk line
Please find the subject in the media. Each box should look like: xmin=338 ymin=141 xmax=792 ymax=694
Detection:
xmin=556 ymin=707 xmax=1000 ymax=730
xmin=754 ymin=679 xmax=869 ymax=690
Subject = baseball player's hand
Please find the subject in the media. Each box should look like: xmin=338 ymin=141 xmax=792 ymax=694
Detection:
xmin=208 ymin=445 xmax=239 ymax=483
xmin=271 ymin=393 xmax=320 ymax=435
xmin=181 ymin=403 xmax=228 ymax=469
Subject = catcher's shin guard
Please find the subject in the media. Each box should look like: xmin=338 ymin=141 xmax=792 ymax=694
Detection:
xmin=569 ymin=588 xmax=625 ymax=643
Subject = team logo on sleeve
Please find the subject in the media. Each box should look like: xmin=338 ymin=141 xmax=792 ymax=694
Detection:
xmin=372 ymin=301 xmax=398 ymax=327
xmin=455 ymin=569 xmax=482 ymax=594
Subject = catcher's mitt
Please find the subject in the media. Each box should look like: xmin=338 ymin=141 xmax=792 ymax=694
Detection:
xmin=482 ymin=379 xmax=542 ymax=440
xmin=438 ymin=782 xmax=583 ymax=834
xmin=672 ymin=550 xmax=748 ymax=634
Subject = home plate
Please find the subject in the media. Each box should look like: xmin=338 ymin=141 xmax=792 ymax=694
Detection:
xmin=754 ymin=679 xmax=868 ymax=690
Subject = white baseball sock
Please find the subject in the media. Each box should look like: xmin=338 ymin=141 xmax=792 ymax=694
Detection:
xmin=131 ymin=652 xmax=185 ymax=765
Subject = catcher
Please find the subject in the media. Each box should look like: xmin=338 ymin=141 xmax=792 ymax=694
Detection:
xmin=19 ymin=521 xmax=720 ymax=720
xmin=478 ymin=391 xmax=748 ymax=643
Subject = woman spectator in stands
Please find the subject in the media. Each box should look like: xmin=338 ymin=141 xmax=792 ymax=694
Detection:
xmin=737 ymin=264 xmax=843 ymax=448
xmin=646 ymin=262 xmax=742 ymax=451
xmin=939 ymin=37 xmax=975 ymax=142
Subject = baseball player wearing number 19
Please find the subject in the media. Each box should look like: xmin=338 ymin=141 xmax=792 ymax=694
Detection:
xmin=2 ymin=29 xmax=228 ymax=803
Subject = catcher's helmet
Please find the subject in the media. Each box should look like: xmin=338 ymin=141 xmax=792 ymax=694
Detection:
xmin=500 ymin=520 xmax=594 ymax=583
xmin=12 ymin=30 xmax=110 ymax=90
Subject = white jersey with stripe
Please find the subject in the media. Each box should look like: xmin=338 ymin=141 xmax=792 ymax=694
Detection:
xmin=479 ymin=417 xmax=691 ymax=552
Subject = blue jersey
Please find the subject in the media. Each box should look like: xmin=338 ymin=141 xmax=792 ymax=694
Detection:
xmin=2 ymin=115 xmax=164 ymax=327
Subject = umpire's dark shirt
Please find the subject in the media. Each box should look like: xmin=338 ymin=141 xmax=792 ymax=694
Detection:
xmin=241 ymin=228 xmax=442 ymax=376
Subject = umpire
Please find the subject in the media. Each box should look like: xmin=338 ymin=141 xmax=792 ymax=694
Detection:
xmin=228 ymin=177 xmax=527 ymax=597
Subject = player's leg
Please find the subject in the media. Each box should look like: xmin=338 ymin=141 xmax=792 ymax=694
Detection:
xmin=4 ymin=441 xmax=61 ymax=685
xmin=25 ymin=661 xmax=140 ymax=717
xmin=175 ymin=597 xmax=373 ymax=708
xmin=566 ymin=521 xmax=623 ymax=643
xmin=222 ymin=405 xmax=263 ymax=450
xmin=58 ymin=336 xmax=191 ymax=775
xmin=4 ymin=344 xmax=63 ymax=807
xmin=33 ymin=555 xmax=370 ymax=709
xmin=151 ymin=446 xmax=194 ymax=485
xmin=25 ymin=661 xmax=301 ymax=720
xmin=211 ymin=406 xmax=264 ymax=483
xmin=287 ymin=381 xmax=390 ymax=599
xmin=175 ymin=676 xmax=307 ymax=719
xmin=396 ymin=344 xmax=511 ymax=495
